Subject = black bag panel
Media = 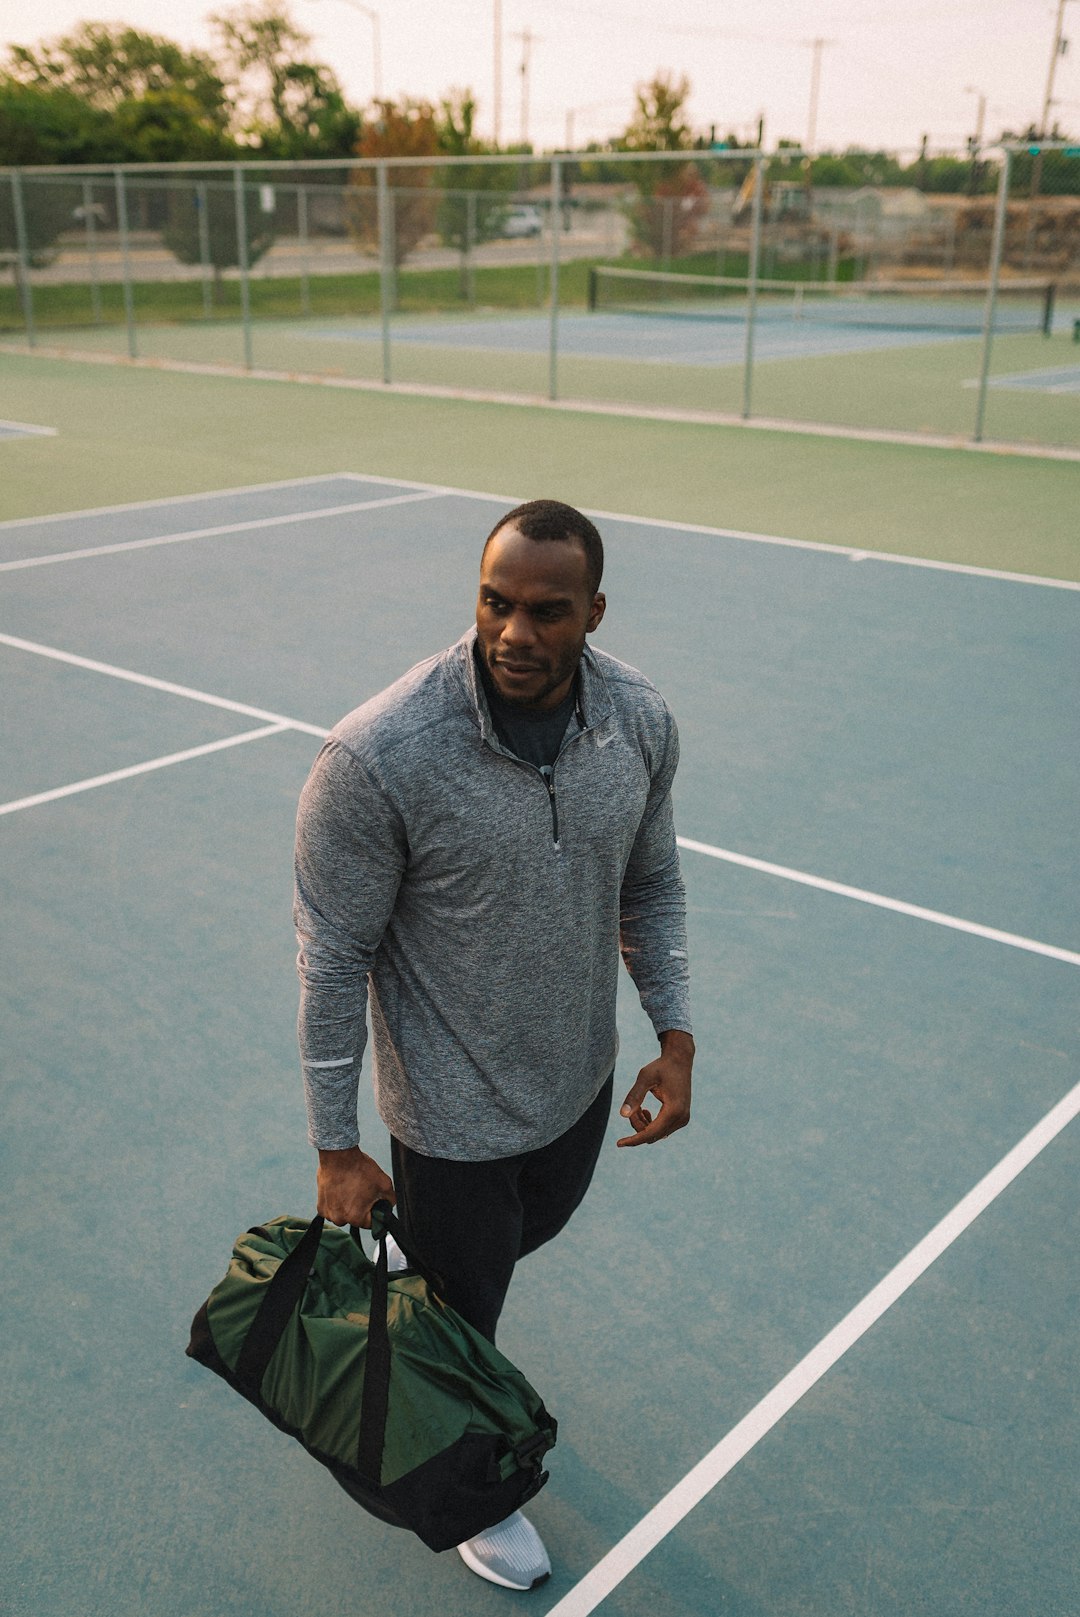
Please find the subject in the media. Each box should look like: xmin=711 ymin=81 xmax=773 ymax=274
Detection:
xmin=376 ymin=1432 xmax=552 ymax=1553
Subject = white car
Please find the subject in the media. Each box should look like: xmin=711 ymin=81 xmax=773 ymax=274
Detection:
xmin=502 ymin=204 xmax=544 ymax=238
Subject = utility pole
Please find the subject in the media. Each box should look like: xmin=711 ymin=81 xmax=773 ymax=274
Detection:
xmin=1032 ymin=0 xmax=1071 ymax=202
xmin=964 ymin=85 xmax=987 ymax=151
xmin=513 ymin=27 xmax=538 ymax=149
xmin=964 ymin=85 xmax=987 ymax=195
xmin=1040 ymin=0 xmax=1072 ymax=136
xmin=493 ymin=0 xmax=503 ymax=147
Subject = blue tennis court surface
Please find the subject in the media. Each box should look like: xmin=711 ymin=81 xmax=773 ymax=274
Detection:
xmin=292 ymin=310 xmax=980 ymax=366
xmin=3 ymin=474 xmax=1078 ymax=1617
xmin=988 ymin=363 xmax=1080 ymax=393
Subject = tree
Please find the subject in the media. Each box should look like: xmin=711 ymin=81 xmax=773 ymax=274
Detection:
xmin=255 ymin=62 xmax=361 ymax=159
xmin=163 ymin=179 xmax=276 ymax=299
xmin=0 ymin=80 xmax=110 ymax=281
xmin=620 ymin=72 xmax=695 ymax=153
xmin=112 ymin=91 xmax=238 ymax=164
xmin=347 ymin=99 xmax=440 ymax=268
xmin=0 ymin=78 xmax=114 ymax=165
xmin=435 ymin=90 xmax=514 ymax=295
xmin=5 ymin=23 xmax=227 ymax=125
xmin=0 ymin=167 xmax=74 ymax=282
xmin=617 ymin=74 xmax=708 ymax=261
xmin=209 ymin=1 xmax=357 ymax=155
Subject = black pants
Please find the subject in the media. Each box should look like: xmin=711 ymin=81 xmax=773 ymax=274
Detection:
xmin=390 ymin=1074 xmax=613 ymax=1343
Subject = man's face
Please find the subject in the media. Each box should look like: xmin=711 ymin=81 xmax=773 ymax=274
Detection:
xmin=476 ymin=524 xmax=606 ymax=710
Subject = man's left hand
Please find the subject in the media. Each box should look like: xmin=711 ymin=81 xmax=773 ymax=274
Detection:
xmin=617 ymin=1028 xmax=694 ymax=1147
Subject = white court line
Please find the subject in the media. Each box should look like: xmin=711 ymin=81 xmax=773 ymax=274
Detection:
xmin=677 ymin=837 xmax=1080 ymax=967
xmin=0 ymin=470 xmax=367 ymax=531
xmin=4 ymin=633 xmax=1077 ymax=972
xmin=4 ymin=470 xmax=1076 ymax=591
xmin=334 ymin=473 xmax=1080 ymax=592
xmin=0 ymin=489 xmax=441 ymax=572
xmin=0 ymin=632 xmax=331 ymax=739
xmin=545 ymin=1076 xmax=1080 ymax=1617
xmin=0 ymin=419 xmax=57 ymax=438
xmin=0 ymin=723 xmax=290 ymax=817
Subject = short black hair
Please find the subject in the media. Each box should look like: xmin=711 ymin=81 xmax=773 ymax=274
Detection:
xmin=484 ymin=499 xmax=604 ymax=597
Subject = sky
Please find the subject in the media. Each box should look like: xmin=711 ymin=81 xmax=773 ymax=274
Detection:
xmin=1 ymin=0 xmax=1077 ymax=156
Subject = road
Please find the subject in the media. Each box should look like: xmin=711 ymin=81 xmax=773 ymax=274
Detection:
xmin=25 ymin=218 xmax=630 ymax=285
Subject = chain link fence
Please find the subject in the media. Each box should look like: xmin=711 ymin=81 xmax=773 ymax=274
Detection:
xmin=2 ymin=146 xmax=1077 ymax=450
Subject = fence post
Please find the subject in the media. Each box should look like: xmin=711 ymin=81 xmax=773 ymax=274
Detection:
xmin=233 ymin=167 xmax=253 ymax=370
xmin=197 ymin=181 xmax=213 ymax=318
xmin=465 ymin=190 xmax=476 ymax=306
xmin=297 ymin=183 xmax=311 ymax=317
xmin=10 ymin=170 xmax=35 ymax=348
xmin=973 ymin=149 xmax=1011 ymax=444
xmin=742 ymin=154 xmax=765 ymax=421
xmin=114 ymin=168 xmax=137 ymax=359
xmin=377 ymin=163 xmax=393 ymax=384
xmin=662 ymin=195 xmax=674 ymax=270
xmin=548 ymin=158 xmax=562 ymax=401
xmin=83 ymin=178 xmax=102 ymax=324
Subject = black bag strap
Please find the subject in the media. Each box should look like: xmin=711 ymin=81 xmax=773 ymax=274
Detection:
xmin=355 ymin=1219 xmax=391 ymax=1487
xmin=233 ymin=1205 xmax=414 ymax=1492
xmin=234 ymin=1215 xmax=326 ymax=1393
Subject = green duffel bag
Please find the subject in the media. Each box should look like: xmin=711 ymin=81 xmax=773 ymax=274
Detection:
xmin=186 ymin=1202 xmax=557 ymax=1552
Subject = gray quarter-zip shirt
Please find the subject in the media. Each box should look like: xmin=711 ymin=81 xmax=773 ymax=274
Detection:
xmin=294 ymin=628 xmax=692 ymax=1160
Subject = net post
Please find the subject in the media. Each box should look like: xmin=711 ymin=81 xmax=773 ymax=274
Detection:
xmin=377 ymin=162 xmax=393 ymax=385
xmin=587 ymin=265 xmax=597 ymax=311
xmin=9 ymin=170 xmax=35 ymax=348
xmin=1041 ymin=281 xmax=1055 ymax=338
xmin=548 ymin=157 xmax=562 ymax=402
xmin=114 ymin=168 xmax=138 ymax=360
xmin=233 ymin=166 xmax=254 ymax=370
xmin=972 ymin=149 xmax=1010 ymax=444
xmin=742 ymin=154 xmax=765 ymax=420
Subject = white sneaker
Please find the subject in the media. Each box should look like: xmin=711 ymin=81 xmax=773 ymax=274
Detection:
xmin=457 ymin=1510 xmax=551 ymax=1590
xmin=383 ymin=1232 xmax=408 ymax=1274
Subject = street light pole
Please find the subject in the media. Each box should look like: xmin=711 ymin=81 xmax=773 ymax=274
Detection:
xmin=494 ymin=0 xmax=503 ymax=146
xmin=349 ymin=0 xmax=382 ymax=102
xmin=804 ymin=37 xmax=833 ymax=154
xmin=308 ymin=0 xmax=381 ymax=101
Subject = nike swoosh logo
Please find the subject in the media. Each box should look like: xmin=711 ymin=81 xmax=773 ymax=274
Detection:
xmin=596 ymin=732 xmax=616 ymax=748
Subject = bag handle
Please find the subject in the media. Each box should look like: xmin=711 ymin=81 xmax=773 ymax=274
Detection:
xmin=235 ymin=1204 xmax=440 ymax=1492
xmin=358 ymin=1200 xmax=446 ymax=1296
xmin=234 ymin=1215 xmax=326 ymax=1393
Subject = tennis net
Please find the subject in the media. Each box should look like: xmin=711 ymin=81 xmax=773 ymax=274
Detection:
xmin=587 ymin=267 xmax=1057 ymax=336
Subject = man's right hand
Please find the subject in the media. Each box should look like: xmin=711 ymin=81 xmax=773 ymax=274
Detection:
xmin=317 ymin=1146 xmax=395 ymax=1228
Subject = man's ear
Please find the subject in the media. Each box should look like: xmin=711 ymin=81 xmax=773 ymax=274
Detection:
xmin=586 ymin=593 xmax=606 ymax=633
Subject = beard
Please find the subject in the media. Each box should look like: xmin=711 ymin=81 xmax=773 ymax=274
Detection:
xmin=486 ymin=641 xmax=583 ymax=709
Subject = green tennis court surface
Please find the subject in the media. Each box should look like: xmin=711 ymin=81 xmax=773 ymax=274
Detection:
xmin=3 ymin=474 xmax=1077 ymax=1616
xmin=6 ymin=288 xmax=1078 ymax=450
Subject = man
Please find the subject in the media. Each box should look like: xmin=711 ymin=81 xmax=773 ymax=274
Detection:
xmin=294 ymin=498 xmax=694 ymax=1590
